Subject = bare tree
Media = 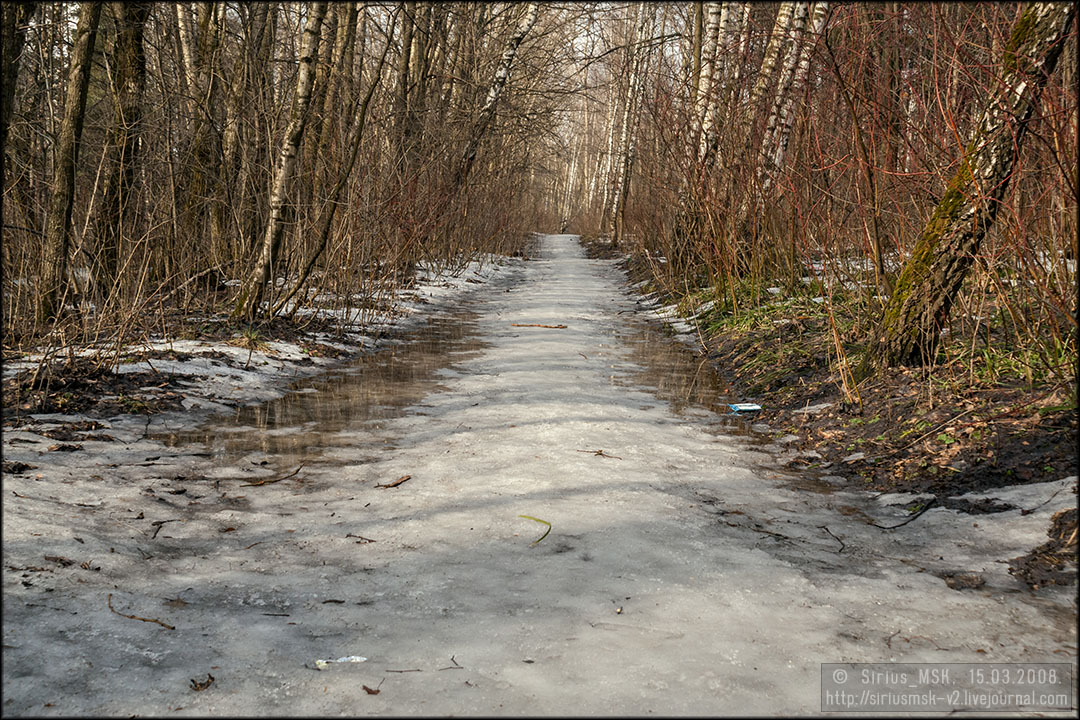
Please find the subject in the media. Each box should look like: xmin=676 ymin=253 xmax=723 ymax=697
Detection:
xmin=757 ymin=2 xmax=825 ymax=200
xmin=738 ymin=2 xmax=798 ymax=146
xmin=273 ymin=9 xmax=396 ymax=316
xmin=85 ymin=2 xmax=151 ymax=297
xmin=38 ymin=2 xmax=102 ymax=324
xmin=234 ymin=1 xmax=329 ymax=321
xmin=1 ymin=1 xmax=36 ymax=168
xmin=453 ymin=2 xmax=540 ymax=189
xmin=609 ymin=2 xmax=654 ymax=246
xmin=861 ymin=1 xmax=1075 ymax=373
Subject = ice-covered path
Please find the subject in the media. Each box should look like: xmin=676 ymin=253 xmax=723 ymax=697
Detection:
xmin=3 ymin=235 xmax=1075 ymax=715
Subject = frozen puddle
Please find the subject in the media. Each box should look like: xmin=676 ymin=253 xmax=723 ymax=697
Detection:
xmin=2 ymin=235 xmax=1075 ymax=716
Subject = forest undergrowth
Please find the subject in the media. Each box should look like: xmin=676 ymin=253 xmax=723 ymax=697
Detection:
xmin=582 ymin=234 xmax=1077 ymax=589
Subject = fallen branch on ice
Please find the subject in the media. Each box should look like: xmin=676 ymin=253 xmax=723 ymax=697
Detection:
xmin=107 ymin=593 xmax=175 ymax=630
xmin=577 ymin=449 xmax=622 ymax=459
xmin=871 ymin=497 xmax=938 ymax=529
xmin=376 ymin=475 xmax=411 ymax=489
xmin=240 ymin=465 xmax=304 ymax=487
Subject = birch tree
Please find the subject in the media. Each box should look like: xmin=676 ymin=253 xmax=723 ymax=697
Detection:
xmin=757 ymin=1 xmax=826 ymax=200
xmin=721 ymin=3 xmax=751 ymax=121
xmin=272 ymin=13 xmax=395 ymax=316
xmin=688 ymin=1 xmax=704 ymax=106
xmin=730 ymin=2 xmax=810 ymax=263
xmin=234 ymin=1 xmax=328 ymax=321
xmin=694 ymin=2 xmax=722 ymax=137
xmin=696 ymin=2 xmax=731 ymax=167
xmin=738 ymin=2 xmax=797 ymax=146
xmin=453 ymin=1 xmax=540 ymax=189
xmin=861 ymin=1 xmax=1075 ymax=373
xmin=609 ymin=3 xmax=655 ymax=245
xmin=598 ymin=33 xmax=624 ymax=229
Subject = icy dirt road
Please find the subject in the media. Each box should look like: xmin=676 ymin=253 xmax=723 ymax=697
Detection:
xmin=3 ymin=235 xmax=1076 ymax=716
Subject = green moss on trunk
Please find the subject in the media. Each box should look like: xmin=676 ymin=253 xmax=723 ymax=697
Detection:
xmin=859 ymin=1 xmax=1075 ymax=378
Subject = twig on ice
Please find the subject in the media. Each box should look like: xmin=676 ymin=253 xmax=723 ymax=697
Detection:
xmin=577 ymin=449 xmax=622 ymax=459
xmin=375 ymin=475 xmax=411 ymax=489
xmin=240 ymin=465 xmax=304 ymax=487
xmin=818 ymin=525 xmax=846 ymax=552
xmin=871 ymin=497 xmax=938 ymax=529
xmin=107 ymin=593 xmax=175 ymax=630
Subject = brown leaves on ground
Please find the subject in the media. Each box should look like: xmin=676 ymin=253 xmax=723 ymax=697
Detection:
xmin=1009 ymin=507 xmax=1078 ymax=588
xmin=2 ymin=461 xmax=37 ymax=474
xmin=2 ymin=357 xmax=186 ymax=419
xmin=705 ymin=331 xmax=1076 ymax=500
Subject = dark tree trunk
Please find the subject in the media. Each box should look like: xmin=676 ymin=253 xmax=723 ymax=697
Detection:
xmin=87 ymin=2 xmax=150 ymax=296
xmin=395 ymin=1 xmax=415 ymax=159
xmin=38 ymin=2 xmax=102 ymax=324
xmin=1 ymin=2 xmax=37 ymax=175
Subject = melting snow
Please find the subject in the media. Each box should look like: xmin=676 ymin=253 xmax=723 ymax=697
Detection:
xmin=2 ymin=235 xmax=1074 ymax=715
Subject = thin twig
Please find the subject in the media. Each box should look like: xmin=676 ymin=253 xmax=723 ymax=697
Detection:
xmin=156 ymin=265 xmax=226 ymax=305
xmin=511 ymin=323 xmax=567 ymax=329
xmin=240 ymin=465 xmax=304 ymax=487
xmin=871 ymin=497 xmax=938 ymax=530
xmin=892 ymin=408 xmax=977 ymax=454
xmin=577 ymin=449 xmax=622 ymax=459
xmin=375 ymin=474 xmax=410 ymax=489
xmin=438 ymin=655 xmax=464 ymax=671
xmin=150 ymin=519 xmax=179 ymax=539
xmin=107 ymin=593 xmax=175 ymax=630
xmin=818 ymin=525 xmax=846 ymax=552
xmin=1020 ymin=486 xmax=1068 ymax=516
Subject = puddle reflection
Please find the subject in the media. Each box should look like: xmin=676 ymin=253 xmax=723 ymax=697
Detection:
xmin=156 ymin=312 xmax=487 ymax=460
xmin=612 ymin=314 xmax=755 ymax=436
xmin=157 ymin=287 xmax=761 ymax=465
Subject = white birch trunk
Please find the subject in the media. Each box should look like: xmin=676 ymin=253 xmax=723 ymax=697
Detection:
xmin=607 ymin=3 xmax=643 ymax=235
xmin=561 ymin=134 xmax=579 ymax=221
xmin=764 ymin=1 xmax=828 ymax=186
xmin=697 ymin=2 xmax=739 ymax=165
xmin=174 ymin=3 xmax=197 ymax=100
xmin=712 ymin=2 xmax=735 ymax=98
xmin=755 ymin=2 xmax=811 ymax=187
xmin=694 ymin=2 xmax=722 ymax=134
xmin=598 ymin=42 xmax=623 ymax=227
xmin=235 ymin=1 xmax=328 ymax=320
xmin=454 ymin=1 xmax=539 ymax=187
xmin=723 ymin=2 xmax=751 ymax=117
xmin=738 ymin=2 xmax=796 ymax=144
xmin=609 ymin=3 xmax=654 ymax=244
